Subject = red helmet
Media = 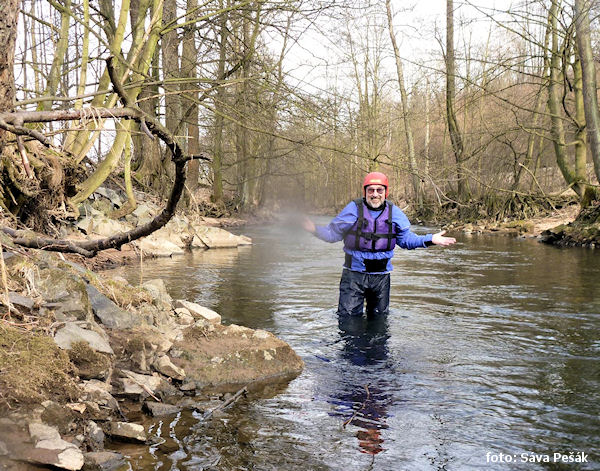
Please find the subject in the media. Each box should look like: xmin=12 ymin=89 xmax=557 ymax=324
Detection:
xmin=363 ymin=172 xmax=389 ymax=197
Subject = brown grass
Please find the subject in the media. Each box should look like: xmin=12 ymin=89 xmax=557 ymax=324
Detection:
xmin=0 ymin=324 xmax=80 ymax=411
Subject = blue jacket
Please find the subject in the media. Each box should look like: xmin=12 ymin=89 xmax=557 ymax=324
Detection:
xmin=314 ymin=200 xmax=432 ymax=273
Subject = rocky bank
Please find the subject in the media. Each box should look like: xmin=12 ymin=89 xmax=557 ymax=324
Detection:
xmin=0 ymin=224 xmax=303 ymax=470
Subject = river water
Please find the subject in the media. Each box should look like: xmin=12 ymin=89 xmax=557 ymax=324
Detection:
xmin=108 ymin=217 xmax=600 ymax=470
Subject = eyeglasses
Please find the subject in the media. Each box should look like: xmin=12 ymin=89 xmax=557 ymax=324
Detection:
xmin=366 ymin=187 xmax=385 ymax=195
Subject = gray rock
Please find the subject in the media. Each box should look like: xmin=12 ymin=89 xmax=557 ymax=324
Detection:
xmin=8 ymin=292 xmax=35 ymax=310
xmin=174 ymin=300 xmax=221 ymax=325
xmin=94 ymin=187 xmax=123 ymax=208
xmin=179 ymin=380 xmax=197 ymax=392
xmin=190 ymin=235 xmax=208 ymax=249
xmin=153 ymin=355 xmax=185 ymax=381
xmin=85 ymin=421 xmax=105 ymax=451
xmin=174 ymin=323 xmax=304 ymax=393
xmin=29 ymin=422 xmax=60 ymax=442
xmin=83 ymin=451 xmax=126 ymax=471
xmin=136 ymin=236 xmax=185 ymax=257
xmin=143 ymin=401 xmax=182 ymax=417
xmin=174 ymin=308 xmax=194 ymax=325
xmin=76 ymin=216 xmax=94 ymax=234
xmin=119 ymin=370 xmax=162 ymax=396
xmin=78 ymin=203 xmax=103 ymax=217
xmin=107 ymin=422 xmax=146 ymax=443
xmin=80 ymin=381 xmax=120 ymax=412
xmin=38 ymin=268 xmax=93 ymax=322
xmin=28 ymin=422 xmax=84 ymax=471
xmin=132 ymin=203 xmax=154 ymax=220
xmin=91 ymin=217 xmax=130 ymax=238
xmin=192 ymin=225 xmax=252 ymax=248
xmin=142 ymin=279 xmax=172 ymax=306
xmin=85 ymin=284 xmax=137 ymax=329
xmin=54 ymin=322 xmax=114 ymax=354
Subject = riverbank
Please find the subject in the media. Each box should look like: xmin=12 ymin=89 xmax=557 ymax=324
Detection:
xmin=444 ymin=203 xmax=580 ymax=238
xmin=0 ymin=231 xmax=303 ymax=470
xmin=442 ymin=201 xmax=600 ymax=247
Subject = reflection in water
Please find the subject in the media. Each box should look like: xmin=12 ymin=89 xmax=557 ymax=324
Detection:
xmin=330 ymin=315 xmax=391 ymax=456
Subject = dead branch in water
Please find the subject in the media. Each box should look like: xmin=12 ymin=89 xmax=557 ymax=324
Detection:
xmin=201 ymin=386 xmax=248 ymax=420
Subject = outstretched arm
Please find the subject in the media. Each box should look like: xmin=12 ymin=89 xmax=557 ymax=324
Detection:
xmin=302 ymin=203 xmax=358 ymax=243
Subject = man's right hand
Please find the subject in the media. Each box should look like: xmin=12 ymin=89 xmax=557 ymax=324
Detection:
xmin=302 ymin=216 xmax=316 ymax=233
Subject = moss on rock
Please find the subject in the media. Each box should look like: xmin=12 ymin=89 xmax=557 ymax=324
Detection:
xmin=0 ymin=325 xmax=80 ymax=411
xmin=68 ymin=341 xmax=113 ymax=380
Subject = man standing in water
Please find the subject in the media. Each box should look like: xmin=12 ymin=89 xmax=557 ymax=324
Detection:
xmin=302 ymin=172 xmax=456 ymax=317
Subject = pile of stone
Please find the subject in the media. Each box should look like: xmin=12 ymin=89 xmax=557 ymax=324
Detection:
xmin=0 ymin=249 xmax=304 ymax=470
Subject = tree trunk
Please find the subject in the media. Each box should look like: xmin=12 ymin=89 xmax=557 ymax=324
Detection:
xmin=386 ymin=0 xmax=421 ymax=207
xmin=0 ymin=0 xmax=20 ymax=116
xmin=160 ymin=0 xmax=180 ymax=190
xmin=572 ymin=46 xmax=588 ymax=196
xmin=0 ymin=0 xmax=20 ymax=212
xmin=70 ymin=0 xmax=163 ymax=204
xmin=212 ymin=0 xmax=229 ymax=203
xmin=574 ymin=0 xmax=600 ymax=185
xmin=235 ymin=3 xmax=262 ymax=208
xmin=181 ymin=0 xmax=200 ymax=201
xmin=446 ymin=0 xmax=468 ymax=199
xmin=547 ymin=0 xmax=580 ymax=195
xmin=37 ymin=0 xmax=71 ymax=112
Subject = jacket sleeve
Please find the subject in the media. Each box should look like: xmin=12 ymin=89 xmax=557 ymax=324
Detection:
xmin=393 ymin=206 xmax=433 ymax=249
xmin=314 ymin=202 xmax=358 ymax=243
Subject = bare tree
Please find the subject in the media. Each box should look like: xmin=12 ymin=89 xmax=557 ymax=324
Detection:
xmin=574 ymin=0 xmax=600 ymax=198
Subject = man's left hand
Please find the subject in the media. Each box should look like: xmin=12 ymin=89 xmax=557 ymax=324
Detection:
xmin=432 ymin=230 xmax=456 ymax=246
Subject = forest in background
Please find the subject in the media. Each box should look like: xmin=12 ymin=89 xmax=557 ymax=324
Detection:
xmin=1 ymin=0 xmax=600 ymax=238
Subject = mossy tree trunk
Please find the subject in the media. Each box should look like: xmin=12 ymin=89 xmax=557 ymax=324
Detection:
xmin=547 ymin=0 xmax=586 ymax=199
xmin=69 ymin=0 xmax=163 ymax=205
xmin=574 ymin=0 xmax=600 ymax=198
xmin=0 ymin=0 xmax=19 ymax=117
xmin=0 ymin=0 xmax=21 ymax=212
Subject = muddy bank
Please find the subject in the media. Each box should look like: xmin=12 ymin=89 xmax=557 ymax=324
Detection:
xmin=0 ymin=243 xmax=303 ymax=470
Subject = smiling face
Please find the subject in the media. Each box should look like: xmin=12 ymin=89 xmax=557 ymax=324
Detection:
xmin=365 ymin=185 xmax=386 ymax=208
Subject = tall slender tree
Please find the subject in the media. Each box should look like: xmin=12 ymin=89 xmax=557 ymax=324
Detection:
xmin=574 ymin=0 xmax=600 ymax=195
xmin=446 ymin=0 xmax=468 ymax=199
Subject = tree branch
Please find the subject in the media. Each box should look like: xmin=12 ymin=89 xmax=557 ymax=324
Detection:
xmin=0 ymin=58 xmax=212 ymax=257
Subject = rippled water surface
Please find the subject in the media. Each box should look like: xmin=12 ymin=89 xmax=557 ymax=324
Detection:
xmin=108 ymin=218 xmax=600 ymax=470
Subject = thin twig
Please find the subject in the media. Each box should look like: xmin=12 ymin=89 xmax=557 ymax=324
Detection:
xmin=202 ymin=386 xmax=248 ymax=420
xmin=122 ymin=371 xmax=161 ymax=402
xmin=16 ymin=136 xmax=34 ymax=179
